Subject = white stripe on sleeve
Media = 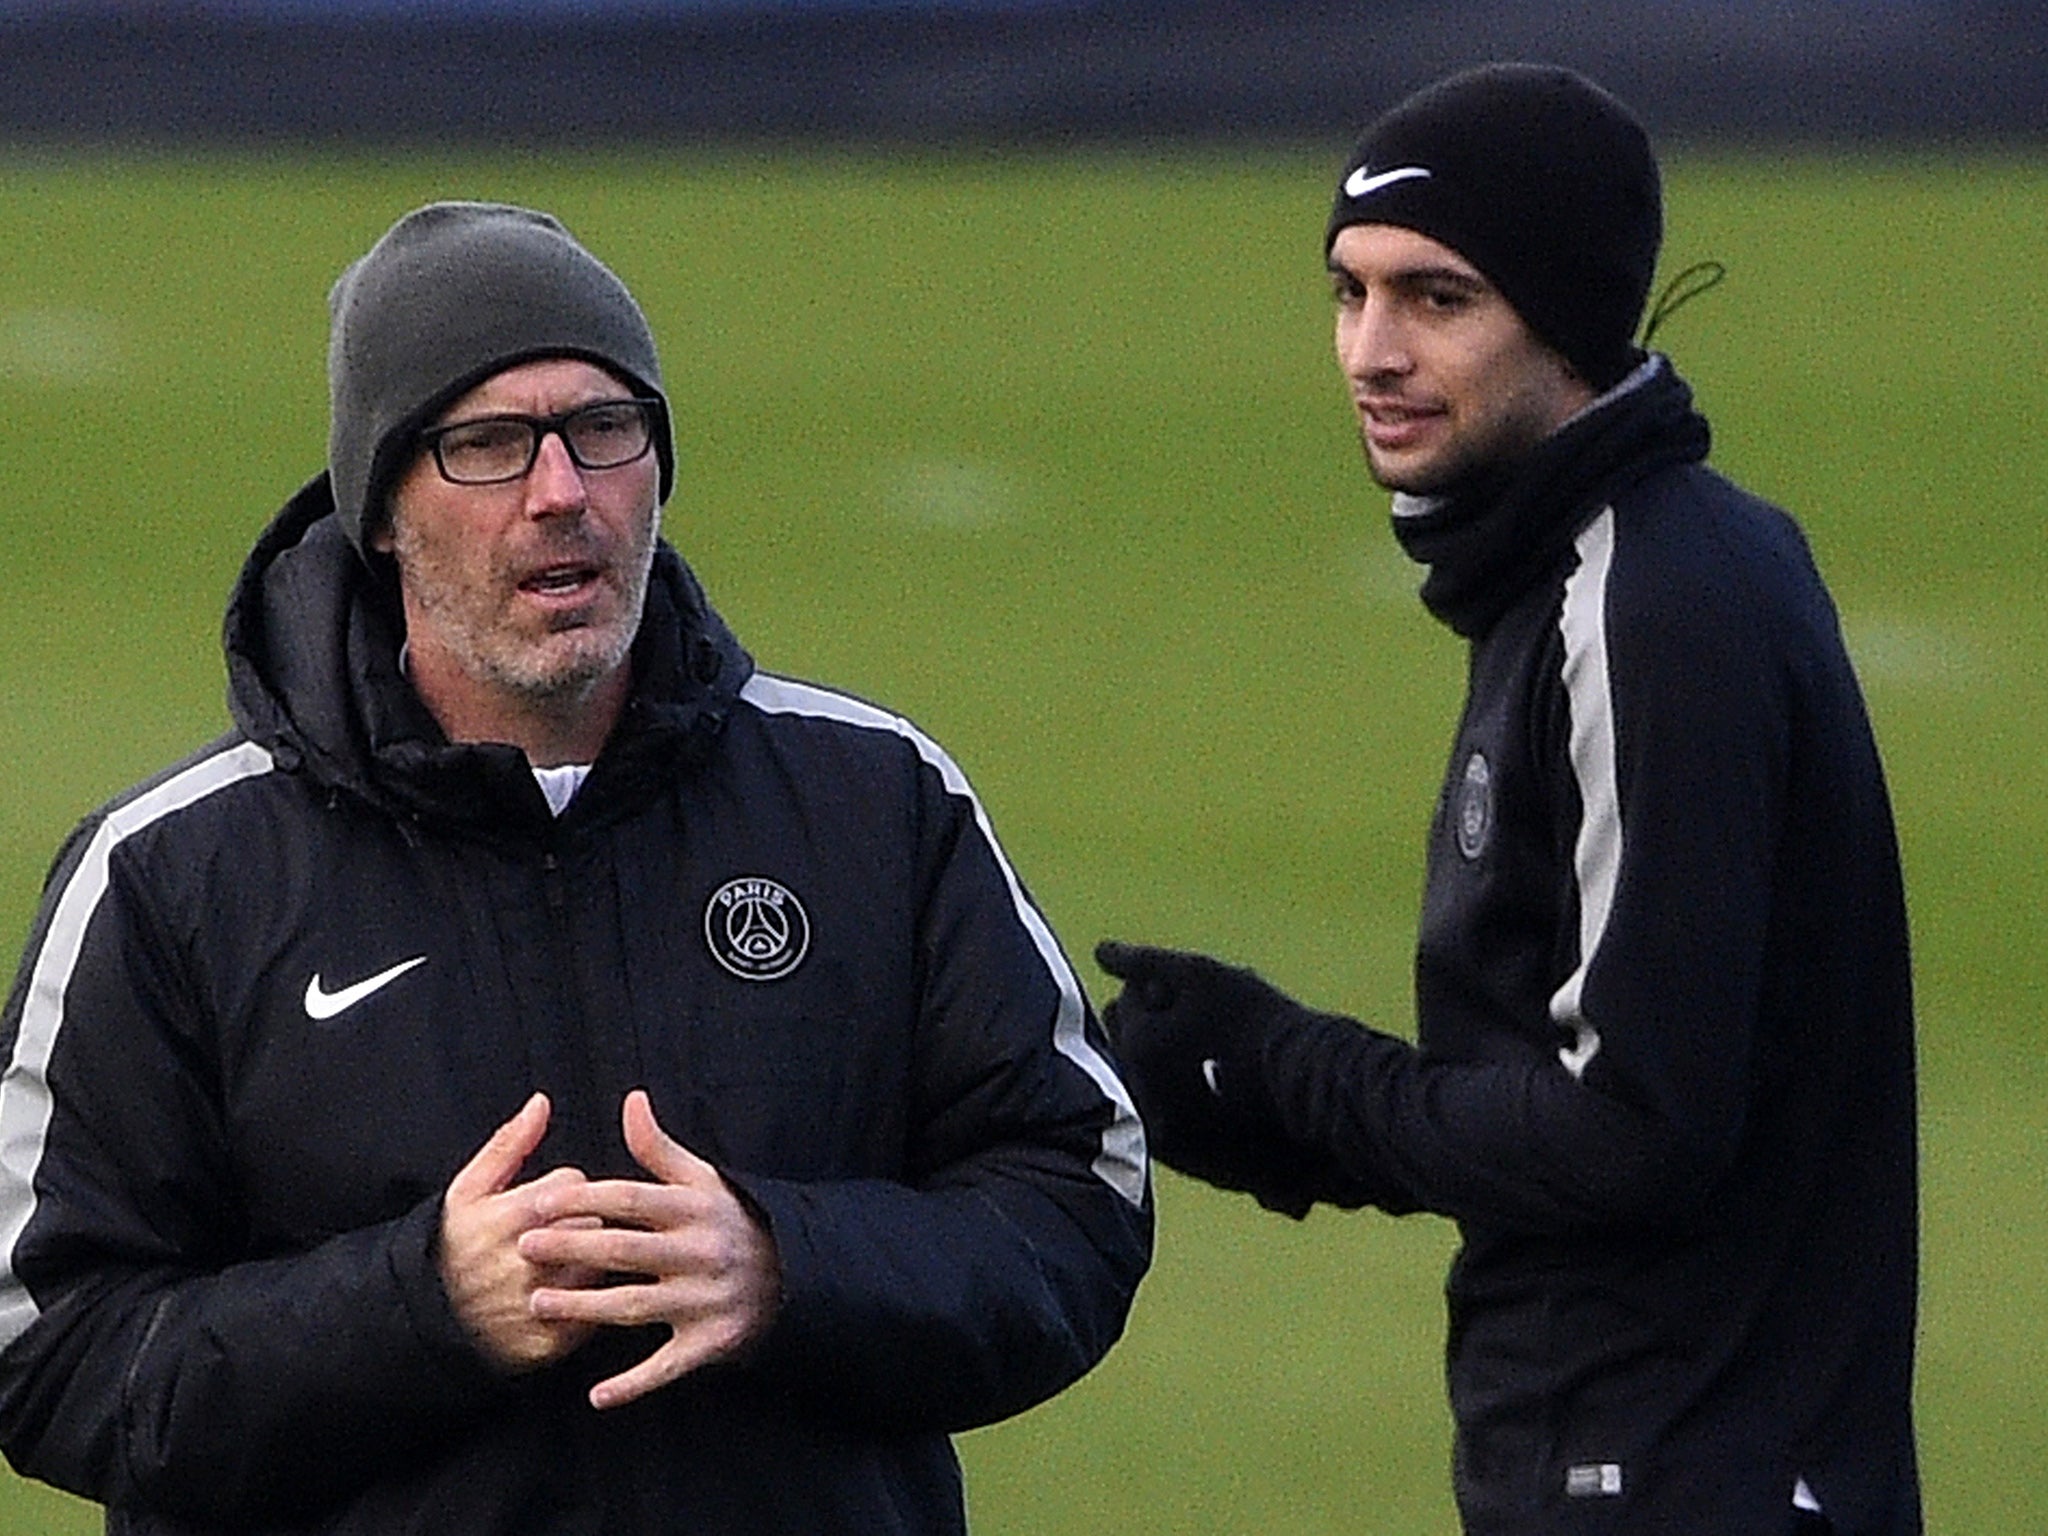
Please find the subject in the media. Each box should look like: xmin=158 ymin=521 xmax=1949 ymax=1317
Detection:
xmin=0 ymin=740 xmax=275 ymax=1348
xmin=1549 ymin=508 xmax=1622 ymax=1080
xmin=739 ymin=673 xmax=1147 ymax=1207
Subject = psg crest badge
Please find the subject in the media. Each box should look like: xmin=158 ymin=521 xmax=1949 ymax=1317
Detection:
xmin=1455 ymin=750 xmax=1494 ymax=861
xmin=705 ymin=876 xmax=811 ymax=981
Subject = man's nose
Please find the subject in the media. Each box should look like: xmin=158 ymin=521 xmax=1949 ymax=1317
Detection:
xmin=523 ymin=429 xmax=588 ymax=514
xmin=1337 ymin=299 xmax=1411 ymax=382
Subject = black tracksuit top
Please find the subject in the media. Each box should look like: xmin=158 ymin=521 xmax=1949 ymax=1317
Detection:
xmin=1269 ymin=359 xmax=1920 ymax=1534
xmin=0 ymin=479 xmax=1152 ymax=1534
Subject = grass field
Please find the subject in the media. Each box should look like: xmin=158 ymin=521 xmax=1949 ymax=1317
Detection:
xmin=1 ymin=145 xmax=2043 ymax=1534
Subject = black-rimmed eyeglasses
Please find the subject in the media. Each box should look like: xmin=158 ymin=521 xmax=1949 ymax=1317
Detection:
xmin=418 ymin=398 xmax=662 ymax=486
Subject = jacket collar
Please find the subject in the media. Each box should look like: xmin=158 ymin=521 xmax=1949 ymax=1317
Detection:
xmin=1389 ymin=355 xmax=1712 ymax=639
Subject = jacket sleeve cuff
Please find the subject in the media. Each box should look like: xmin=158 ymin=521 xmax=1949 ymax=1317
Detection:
xmin=387 ymin=1193 xmax=523 ymax=1400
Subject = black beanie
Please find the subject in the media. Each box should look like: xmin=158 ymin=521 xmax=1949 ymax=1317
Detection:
xmin=1325 ymin=63 xmax=1661 ymax=391
xmin=326 ymin=201 xmax=675 ymax=553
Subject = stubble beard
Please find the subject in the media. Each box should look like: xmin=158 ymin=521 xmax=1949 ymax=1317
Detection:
xmin=395 ymin=508 xmax=661 ymax=714
xmin=1357 ymin=396 xmax=1561 ymax=500
xmin=1358 ymin=427 xmax=1477 ymax=499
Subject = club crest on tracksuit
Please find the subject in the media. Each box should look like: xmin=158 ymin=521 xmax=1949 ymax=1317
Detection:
xmin=1455 ymin=750 xmax=1494 ymax=860
xmin=705 ymin=876 xmax=811 ymax=980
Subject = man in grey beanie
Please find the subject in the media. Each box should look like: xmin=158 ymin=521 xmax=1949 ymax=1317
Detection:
xmin=0 ymin=201 xmax=1150 ymax=1535
xmin=1097 ymin=64 xmax=1919 ymax=1536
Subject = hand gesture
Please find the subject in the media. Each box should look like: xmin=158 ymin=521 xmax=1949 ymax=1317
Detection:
xmin=439 ymin=1093 xmax=602 ymax=1372
xmin=519 ymin=1090 xmax=783 ymax=1410
xmin=1097 ymin=939 xmax=1326 ymax=1218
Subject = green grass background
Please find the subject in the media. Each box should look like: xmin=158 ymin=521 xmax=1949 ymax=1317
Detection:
xmin=1 ymin=146 xmax=2042 ymax=1533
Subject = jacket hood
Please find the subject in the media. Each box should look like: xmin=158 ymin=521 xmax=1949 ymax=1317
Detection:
xmin=223 ymin=473 xmax=754 ymax=828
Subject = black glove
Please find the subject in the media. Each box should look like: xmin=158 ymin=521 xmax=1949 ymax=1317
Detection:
xmin=1096 ymin=939 xmax=1334 ymax=1218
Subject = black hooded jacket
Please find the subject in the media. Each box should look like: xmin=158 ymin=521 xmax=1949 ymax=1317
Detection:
xmin=0 ymin=477 xmax=1151 ymax=1535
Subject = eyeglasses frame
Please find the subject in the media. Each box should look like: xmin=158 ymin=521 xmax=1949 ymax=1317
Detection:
xmin=416 ymin=397 xmax=666 ymax=486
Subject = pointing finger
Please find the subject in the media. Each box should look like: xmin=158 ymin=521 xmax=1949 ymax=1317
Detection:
xmin=1094 ymin=940 xmax=1179 ymax=1009
xmin=621 ymin=1089 xmax=711 ymax=1187
xmin=586 ymin=1335 xmax=696 ymax=1411
xmin=1094 ymin=939 xmax=1152 ymax=979
xmin=448 ymin=1092 xmax=551 ymax=1203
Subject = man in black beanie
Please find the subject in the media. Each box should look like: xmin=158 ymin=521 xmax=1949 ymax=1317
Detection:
xmin=0 ymin=201 xmax=1150 ymax=1534
xmin=1097 ymin=64 xmax=1920 ymax=1536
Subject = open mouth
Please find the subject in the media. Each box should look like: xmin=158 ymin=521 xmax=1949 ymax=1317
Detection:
xmin=519 ymin=564 xmax=601 ymax=597
xmin=1361 ymin=400 xmax=1443 ymax=448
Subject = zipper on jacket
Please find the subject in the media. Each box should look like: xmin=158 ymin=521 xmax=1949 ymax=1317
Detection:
xmin=526 ymin=841 xmax=607 ymax=1168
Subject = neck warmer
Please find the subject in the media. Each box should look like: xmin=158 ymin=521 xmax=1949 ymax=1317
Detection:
xmin=1389 ymin=356 xmax=1712 ymax=639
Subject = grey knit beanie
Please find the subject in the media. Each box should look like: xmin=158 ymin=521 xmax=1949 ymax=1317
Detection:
xmin=1326 ymin=64 xmax=1662 ymax=391
xmin=326 ymin=201 xmax=674 ymax=552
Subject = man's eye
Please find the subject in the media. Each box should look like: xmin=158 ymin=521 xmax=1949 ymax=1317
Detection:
xmin=578 ymin=407 xmax=635 ymax=439
xmin=435 ymin=421 xmax=534 ymax=477
xmin=445 ymin=422 xmax=529 ymax=456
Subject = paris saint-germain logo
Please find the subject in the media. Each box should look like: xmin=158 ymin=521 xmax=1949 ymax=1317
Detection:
xmin=1455 ymin=750 xmax=1494 ymax=861
xmin=705 ymin=877 xmax=811 ymax=981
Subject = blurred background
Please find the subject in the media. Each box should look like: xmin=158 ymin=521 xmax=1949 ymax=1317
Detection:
xmin=2 ymin=2 xmax=2043 ymax=1532
xmin=1 ymin=0 xmax=2044 ymax=145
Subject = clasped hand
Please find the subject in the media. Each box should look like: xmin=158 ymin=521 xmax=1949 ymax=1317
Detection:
xmin=438 ymin=1090 xmax=781 ymax=1410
